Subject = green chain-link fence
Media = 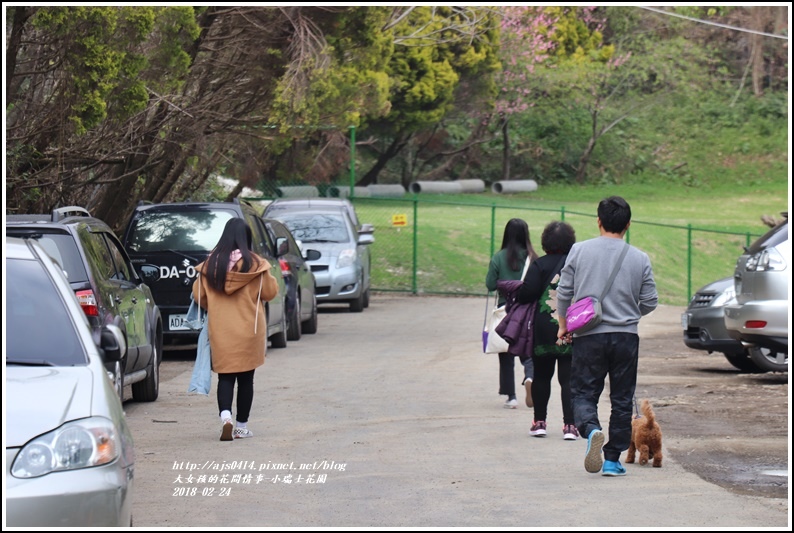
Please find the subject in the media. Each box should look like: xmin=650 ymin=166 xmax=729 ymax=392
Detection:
xmin=248 ymin=190 xmax=761 ymax=306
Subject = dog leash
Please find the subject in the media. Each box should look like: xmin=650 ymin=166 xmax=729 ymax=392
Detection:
xmin=633 ymin=395 xmax=641 ymax=419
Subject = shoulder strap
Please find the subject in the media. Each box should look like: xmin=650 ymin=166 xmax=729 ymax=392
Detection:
xmin=599 ymin=242 xmax=630 ymax=300
xmin=542 ymin=255 xmax=567 ymax=289
xmin=521 ymin=255 xmax=531 ymax=279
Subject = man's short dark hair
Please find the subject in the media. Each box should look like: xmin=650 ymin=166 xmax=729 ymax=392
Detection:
xmin=541 ymin=220 xmax=576 ymax=254
xmin=598 ymin=196 xmax=631 ymax=234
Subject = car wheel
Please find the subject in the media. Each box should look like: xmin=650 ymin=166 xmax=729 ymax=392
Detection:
xmin=132 ymin=325 xmax=161 ymax=402
xmin=363 ymin=288 xmax=370 ymax=308
xmin=287 ymin=295 xmax=302 ymax=341
xmin=270 ymin=307 xmax=288 ymax=349
xmin=349 ymin=289 xmax=364 ymax=313
xmin=747 ymin=345 xmax=788 ymax=373
xmin=302 ymin=293 xmax=318 ymax=334
xmin=723 ymin=352 xmax=764 ymax=373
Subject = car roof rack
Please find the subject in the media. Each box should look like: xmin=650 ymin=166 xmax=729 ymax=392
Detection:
xmin=52 ymin=206 xmax=91 ymax=222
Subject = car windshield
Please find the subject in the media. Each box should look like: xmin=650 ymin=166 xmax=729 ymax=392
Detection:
xmin=7 ymin=257 xmax=87 ymax=366
xmin=126 ymin=208 xmax=236 ymax=252
xmin=277 ymin=213 xmax=351 ymax=243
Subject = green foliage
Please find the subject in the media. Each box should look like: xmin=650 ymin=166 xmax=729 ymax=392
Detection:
xmin=547 ymin=6 xmax=610 ymax=64
xmin=141 ymin=7 xmax=200 ymax=93
xmin=28 ymin=6 xmax=163 ymax=132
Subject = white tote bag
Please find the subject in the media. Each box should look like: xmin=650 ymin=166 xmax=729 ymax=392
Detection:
xmin=483 ymin=297 xmax=509 ymax=353
xmin=482 ymin=256 xmax=530 ymax=354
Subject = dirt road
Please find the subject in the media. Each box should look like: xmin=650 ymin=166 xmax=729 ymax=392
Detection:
xmin=123 ymin=294 xmax=789 ymax=528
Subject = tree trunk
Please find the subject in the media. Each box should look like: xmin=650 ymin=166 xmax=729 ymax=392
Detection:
xmin=750 ymin=7 xmax=765 ymax=97
xmin=501 ymin=118 xmax=510 ymax=181
xmin=357 ymin=132 xmax=411 ymax=187
xmin=575 ymin=136 xmax=597 ymax=184
xmin=575 ymin=108 xmax=599 ymax=184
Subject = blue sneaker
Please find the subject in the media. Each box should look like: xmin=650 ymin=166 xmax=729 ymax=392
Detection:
xmin=602 ymin=460 xmax=627 ymax=477
xmin=584 ymin=429 xmax=605 ymax=473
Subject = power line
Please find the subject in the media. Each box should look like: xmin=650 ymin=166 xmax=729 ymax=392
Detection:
xmin=638 ymin=6 xmax=789 ymax=40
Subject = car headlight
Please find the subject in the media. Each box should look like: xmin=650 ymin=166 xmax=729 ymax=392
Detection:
xmin=746 ymin=248 xmax=787 ymax=272
xmin=336 ymin=249 xmax=356 ymax=269
xmin=11 ymin=417 xmax=119 ymax=478
xmin=711 ymin=287 xmax=736 ymax=307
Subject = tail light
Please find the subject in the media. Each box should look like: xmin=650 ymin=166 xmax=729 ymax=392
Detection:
xmin=279 ymin=259 xmax=291 ymax=277
xmin=75 ymin=289 xmax=99 ymax=317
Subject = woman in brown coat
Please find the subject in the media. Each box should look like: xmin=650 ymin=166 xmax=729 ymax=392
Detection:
xmin=192 ymin=218 xmax=279 ymax=441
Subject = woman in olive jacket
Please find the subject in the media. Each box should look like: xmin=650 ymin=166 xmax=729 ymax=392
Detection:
xmin=192 ymin=218 xmax=279 ymax=441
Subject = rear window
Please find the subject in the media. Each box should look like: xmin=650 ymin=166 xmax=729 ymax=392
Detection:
xmin=6 ymin=257 xmax=87 ymax=366
xmin=126 ymin=208 xmax=237 ymax=253
xmin=748 ymin=220 xmax=788 ymax=254
xmin=4 ymin=231 xmax=89 ymax=284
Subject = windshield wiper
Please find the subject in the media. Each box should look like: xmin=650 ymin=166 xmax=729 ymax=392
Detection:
xmin=6 ymin=359 xmax=56 ymax=366
xmin=166 ymin=249 xmax=201 ymax=262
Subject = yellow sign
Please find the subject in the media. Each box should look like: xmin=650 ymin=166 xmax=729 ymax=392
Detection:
xmin=391 ymin=214 xmax=407 ymax=227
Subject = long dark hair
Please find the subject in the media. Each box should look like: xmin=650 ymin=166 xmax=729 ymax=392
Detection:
xmin=205 ymin=218 xmax=258 ymax=292
xmin=500 ymin=218 xmax=539 ymax=271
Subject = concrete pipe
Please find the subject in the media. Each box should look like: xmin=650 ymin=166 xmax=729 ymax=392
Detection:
xmin=491 ymin=180 xmax=539 ymax=194
xmin=408 ymin=181 xmax=464 ymax=194
xmin=366 ymin=184 xmax=406 ymax=197
xmin=327 ymin=186 xmax=371 ymax=198
xmin=457 ymin=179 xmax=486 ymax=193
xmin=275 ymin=185 xmax=320 ymax=198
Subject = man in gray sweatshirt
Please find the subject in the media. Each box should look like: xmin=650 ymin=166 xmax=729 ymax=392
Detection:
xmin=555 ymin=196 xmax=658 ymax=477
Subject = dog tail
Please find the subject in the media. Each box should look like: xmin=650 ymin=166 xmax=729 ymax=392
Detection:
xmin=640 ymin=399 xmax=657 ymax=429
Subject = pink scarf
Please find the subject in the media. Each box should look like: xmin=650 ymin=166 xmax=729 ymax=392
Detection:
xmin=228 ymin=249 xmax=242 ymax=271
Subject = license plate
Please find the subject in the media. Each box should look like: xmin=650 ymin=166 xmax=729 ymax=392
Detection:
xmin=680 ymin=313 xmax=689 ymax=330
xmin=169 ymin=314 xmax=189 ymax=331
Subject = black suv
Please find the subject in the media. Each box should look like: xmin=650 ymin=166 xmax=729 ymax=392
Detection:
xmin=121 ymin=199 xmax=288 ymax=349
xmin=6 ymin=206 xmax=163 ymax=402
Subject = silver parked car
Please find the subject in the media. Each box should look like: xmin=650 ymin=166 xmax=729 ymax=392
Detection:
xmin=724 ymin=214 xmax=788 ymax=372
xmin=5 ymin=237 xmax=135 ymax=527
xmin=681 ymin=276 xmax=765 ymax=372
xmin=269 ymin=208 xmax=373 ymax=312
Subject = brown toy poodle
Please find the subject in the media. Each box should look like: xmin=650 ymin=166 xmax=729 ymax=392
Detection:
xmin=626 ymin=399 xmax=663 ymax=468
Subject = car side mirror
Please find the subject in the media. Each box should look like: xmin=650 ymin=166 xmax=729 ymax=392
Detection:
xmin=359 ymin=223 xmax=375 ymax=234
xmin=304 ymin=249 xmax=321 ymax=261
xmin=99 ymin=324 xmax=126 ymax=362
xmin=138 ymin=265 xmax=161 ymax=284
xmin=276 ymin=237 xmax=289 ymax=257
xmin=358 ymin=234 xmax=374 ymax=245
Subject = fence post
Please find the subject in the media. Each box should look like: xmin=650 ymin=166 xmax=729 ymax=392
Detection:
xmin=349 ymin=125 xmax=356 ymax=198
xmin=490 ymin=203 xmax=497 ymax=259
xmin=561 ymin=205 xmax=565 ymax=222
xmin=412 ymin=196 xmax=419 ymax=294
xmin=687 ymin=224 xmax=693 ymax=302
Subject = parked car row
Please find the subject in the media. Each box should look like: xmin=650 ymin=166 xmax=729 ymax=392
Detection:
xmin=5 ymin=197 xmax=374 ymax=526
xmin=6 ymin=206 xmax=163 ymax=401
xmin=682 ymin=213 xmax=788 ymax=373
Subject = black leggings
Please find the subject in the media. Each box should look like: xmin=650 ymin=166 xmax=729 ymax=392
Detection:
xmin=217 ymin=369 xmax=255 ymax=423
xmin=531 ymin=354 xmax=574 ymax=425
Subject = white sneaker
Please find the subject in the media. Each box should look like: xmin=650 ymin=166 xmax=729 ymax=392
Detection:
xmin=220 ymin=418 xmax=233 ymax=441
xmin=524 ymin=379 xmax=534 ymax=408
xmin=234 ymin=427 xmax=254 ymax=439
xmin=503 ymin=399 xmax=518 ymax=409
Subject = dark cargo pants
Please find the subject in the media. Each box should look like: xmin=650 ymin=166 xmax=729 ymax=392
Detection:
xmin=570 ymin=333 xmax=639 ymax=462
